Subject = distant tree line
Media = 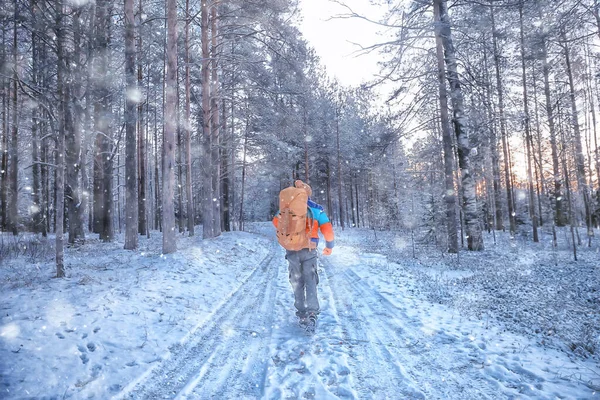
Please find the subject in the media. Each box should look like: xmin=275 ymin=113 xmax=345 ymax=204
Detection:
xmin=339 ymin=0 xmax=600 ymax=255
xmin=0 ymin=0 xmax=407 ymax=276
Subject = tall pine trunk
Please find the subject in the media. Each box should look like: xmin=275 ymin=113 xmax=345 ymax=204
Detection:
xmin=93 ymin=0 xmax=113 ymax=241
xmin=124 ymin=0 xmax=138 ymax=249
xmin=66 ymin=8 xmax=85 ymax=244
xmin=201 ymin=0 xmax=214 ymax=238
xmin=137 ymin=0 xmax=147 ymax=236
xmin=436 ymin=0 xmax=484 ymax=250
xmin=162 ymin=0 xmax=177 ymax=253
xmin=561 ymin=29 xmax=593 ymax=242
xmin=210 ymin=4 xmax=221 ymax=236
xmin=184 ymin=0 xmax=195 ymax=235
xmin=55 ymin=0 xmax=66 ymax=277
xmin=31 ymin=0 xmax=44 ymax=235
xmin=221 ymin=98 xmax=230 ymax=231
xmin=434 ymin=1 xmax=458 ymax=253
xmin=490 ymin=3 xmax=515 ymax=235
xmin=8 ymin=6 xmax=19 ymax=235
xmin=177 ymin=83 xmax=184 ymax=233
xmin=1 ymin=19 xmax=7 ymax=232
xmin=531 ymin=67 xmax=546 ymax=226
xmin=540 ymin=34 xmax=566 ymax=226
xmin=335 ymin=99 xmax=345 ymax=230
xmin=482 ymin=46 xmax=504 ymax=230
xmin=519 ymin=2 xmax=538 ymax=242
xmin=239 ymin=107 xmax=249 ymax=232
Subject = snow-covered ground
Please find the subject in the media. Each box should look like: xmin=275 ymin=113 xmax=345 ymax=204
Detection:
xmin=0 ymin=223 xmax=598 ymax=399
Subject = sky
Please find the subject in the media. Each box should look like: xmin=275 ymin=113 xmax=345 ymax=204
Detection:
xmin=298 ymin=0 xmax=386 ymax=87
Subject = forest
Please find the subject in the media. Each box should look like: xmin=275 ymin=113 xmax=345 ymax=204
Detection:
xmin=1 ymin=0 xmax=600 ymax=398
xmin=0 ymin=0 xmax=599 ymax=279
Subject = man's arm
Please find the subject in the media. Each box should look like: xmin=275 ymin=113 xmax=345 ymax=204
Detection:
xmin=317 ymin=211 xmax=334 ymax=254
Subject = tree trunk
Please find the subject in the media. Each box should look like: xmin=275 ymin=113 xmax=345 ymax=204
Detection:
xmin=31 ymin=1 xmax=44 ymax=235
xmin=41 ymin=55 xmax=50 ymax=235
xmin=162 ymin=0 xmax=177 ymax=253
xmin=561 ymin=29 xmax=593 ymax=241
xmin=350 ymin=175 xmax=356 ymax=227
xmin=210 ymin=4 xmax=221 ymax=236
xmin=66 ymin=8 xmax=85 ymax=244
xmin=8 ymin=6 xmax=19 ymax=235
xmin=335 ymin=99 xmax=345 ymax=230
xmin=156 ymin=20 xmax=166 ymax=233
xmin=201 ymin=0 xmax=214 ymax=238
xmin=154 ymin=85 xmax=161 ymax=231
xmin=230 ymin=68 xmax=236 ymax=230
xmin=561 ymin=128 xmax=577 ymax=260
xmin=82 ymin=9 xmax=94 ymax=235
xmin=239 ymin=108 xmax=249 ymax=232
xmin=355 ymin=173 xmax=360 ymax=228
xmin=490 ymin=3 xmax=515 ymax=235
xmin=55 ymin=0 xmax=66 ymax=277
xmin=93 ymin=0 xmax=113 ymax=240
xmin=519 ymin=2 xmax=538 ymax=242
xmin=326 ymin=159 xmax=333 ymax=219
xmin=540 ymin=34 xmax=566 ymax=226
xmin=137 ymin=0 xmax=147 ymax=236
xmin=177 ymin=89 xmax=184 ymax=233
xmin=433 ymin=1 xmax=458 ymax=253
xmin=124 ymin=0 xmax=138 ymax=250
xmin=184 ymin=0 xmax=195 ymax=235
xmin=436 ymin=0 xmax=484 ymax=250
xmin=1 ymin=20 xmax=7 ymax=231
xmin=531 ymin=66 xmax=545 ymax=226
xmin=221 ymin=98 xmax=230 ymax=232
xmin=304 ymin=103 xmax=309 ymax=183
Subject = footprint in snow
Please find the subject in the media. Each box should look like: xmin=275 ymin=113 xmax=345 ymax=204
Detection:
xmin=56 ymin=332 xmax=65 ymax=339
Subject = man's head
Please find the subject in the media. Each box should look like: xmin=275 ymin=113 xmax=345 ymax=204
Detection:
xmin=294 ymin=179 xmax=312 ymax=197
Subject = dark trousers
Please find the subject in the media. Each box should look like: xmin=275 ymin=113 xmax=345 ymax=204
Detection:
xmin=286 ymin=248 xmax=319 ymax=317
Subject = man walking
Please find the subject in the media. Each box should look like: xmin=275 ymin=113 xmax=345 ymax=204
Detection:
xmin=273 ymin=180 xmax=335 ymax=332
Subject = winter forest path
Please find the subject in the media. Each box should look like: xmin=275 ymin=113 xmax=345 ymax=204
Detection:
xmin=118 ymin=234 xmax=598 ymax=399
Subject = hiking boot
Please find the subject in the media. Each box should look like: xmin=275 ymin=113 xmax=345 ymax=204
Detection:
xmin=305 ymin=313 xmax=317 ymax=333
xmin=298 ymin=314 xmax=309 ymax=326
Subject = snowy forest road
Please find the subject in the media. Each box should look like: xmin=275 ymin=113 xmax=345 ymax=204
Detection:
xmin=118 ymin=236 xmax=598 ymax=399
xmin=119 ymin=241 xmax=280 ymax=399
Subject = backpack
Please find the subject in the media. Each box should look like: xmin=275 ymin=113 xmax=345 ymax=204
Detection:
xmin=276 ymin=187 xmax=311 ymax=251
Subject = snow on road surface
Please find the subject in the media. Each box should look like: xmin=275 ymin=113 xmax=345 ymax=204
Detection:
xmin=1 ymin=226 xmax=598 ymax=399
xmin=119 ymin=244 xmax=597 ymax=399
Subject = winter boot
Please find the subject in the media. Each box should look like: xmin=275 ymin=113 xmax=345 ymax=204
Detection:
xmin=304 ymin=312 xmax=317 ymax=333
xmin=298 ymin=314 xmax=308 ymax=327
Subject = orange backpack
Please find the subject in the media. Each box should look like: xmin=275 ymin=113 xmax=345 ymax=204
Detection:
xmin=276 ymin=187 xmax=311 ymax=251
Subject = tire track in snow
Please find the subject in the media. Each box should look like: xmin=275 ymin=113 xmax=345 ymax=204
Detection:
xmin=324 ymin=262 xmax=502 ymax=399
xmin=323 ymin=262 xmax=426 ymax=399
xmin=118 ymin=242 xmax=280 ymax=399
